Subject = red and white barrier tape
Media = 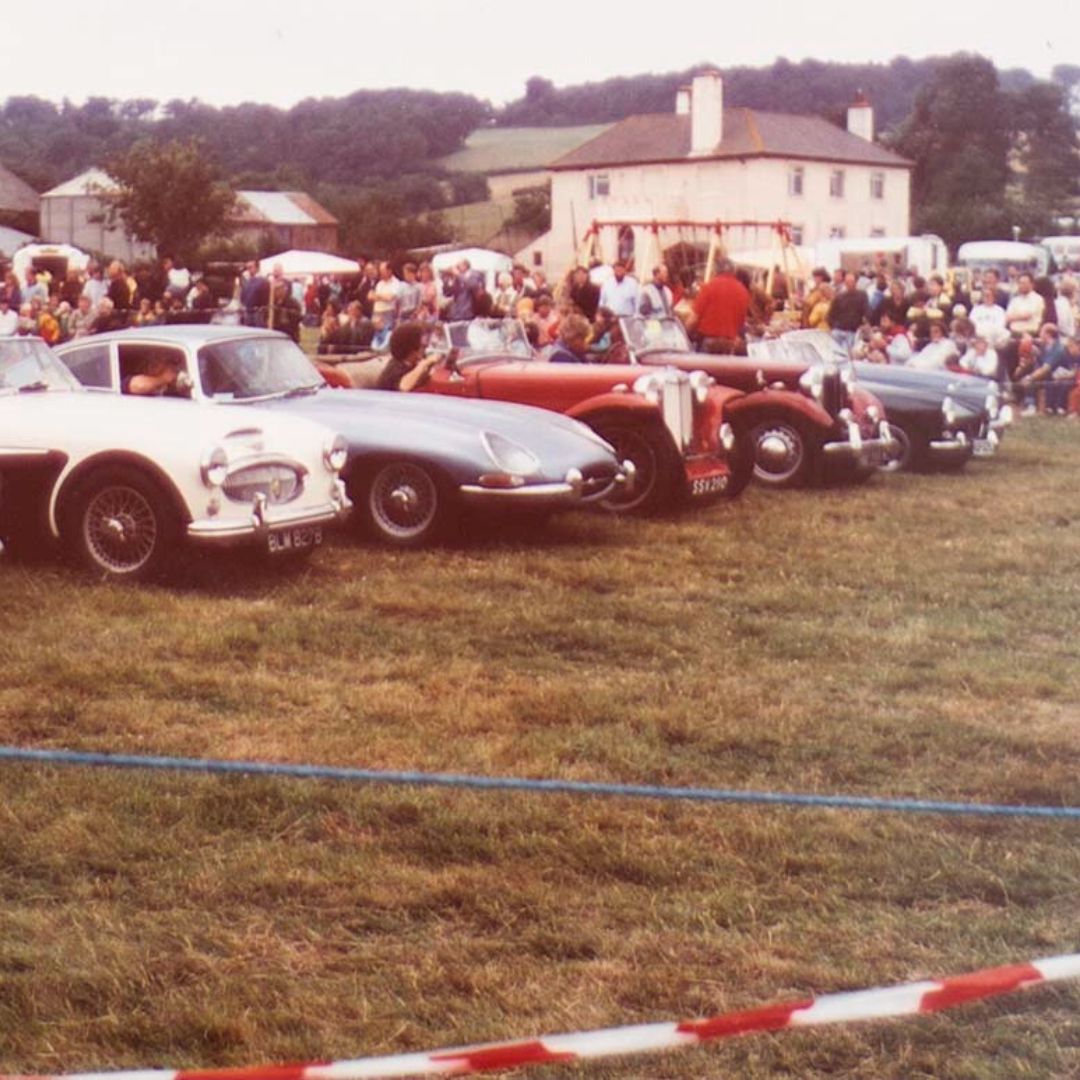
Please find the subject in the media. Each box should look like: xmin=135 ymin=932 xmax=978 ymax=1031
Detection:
xmin=7 ymin=953 xmax=1078 ymax=1080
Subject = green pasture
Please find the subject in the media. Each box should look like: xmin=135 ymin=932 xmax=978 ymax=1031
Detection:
xmin=1 ymin=420 xmax=1079 ymax=1079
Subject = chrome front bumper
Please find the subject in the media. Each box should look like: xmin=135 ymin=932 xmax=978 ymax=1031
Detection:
xmin=458 ymin=461 xmax=636 ymax=507
xmin=928 ymin=430 xmax=973 ymax=459
xmin=822 ymin=420 xmax=898 ymax=466
xmin=188 ymin=482 xmax=352 ymax=547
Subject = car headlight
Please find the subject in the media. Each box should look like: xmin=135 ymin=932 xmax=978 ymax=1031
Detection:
xmin=323 ymin=433 xmax=348 ymax=473
xmin=632 ymin=372 xmax=664 ymax=406
xmin=942 ymin=395 xmax=958 ymax=427
xmin=718 ymin=422 xmax=736 ymax=451
xmin=481 ymin=431 xmax=540 ymax=477
xmin=688 ymin=369 xmax=713 ymax=404
xmin=867 ymin=404 xmax=881 ymax=423
xmin=798 ymin=366 xmax=824 ymax=402
xmin=985 ymin=394 xmax=999 ymax=419
xmin=200 ymin=445 xmax=229 ymax=487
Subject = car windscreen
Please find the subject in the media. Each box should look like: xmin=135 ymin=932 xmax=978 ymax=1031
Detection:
xmin=622 ymin=316 xmax=691 ymax=353
xmin=196 ymin=336 xmax=323 ymax=399
xmin=0 ymin=338 xmax=82 ymax=393
xmin=439 ymin=320 xmax=534 ymax=360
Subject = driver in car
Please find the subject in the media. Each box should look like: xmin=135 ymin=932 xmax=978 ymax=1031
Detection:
xmin=124 ymin=353 xmax=186 ymax=396
xmin=376 ymin=322 xmax=440 ymax=392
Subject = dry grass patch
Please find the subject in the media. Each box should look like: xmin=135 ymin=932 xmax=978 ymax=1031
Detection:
xmin=2 ymin=420 xmax=1080 ymax=1078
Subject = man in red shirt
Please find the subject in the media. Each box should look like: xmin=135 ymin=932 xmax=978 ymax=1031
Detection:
xmin=689 ymin=259 xmax=750 ymax=353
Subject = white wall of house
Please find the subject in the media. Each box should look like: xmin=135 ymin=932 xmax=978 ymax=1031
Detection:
xmin=41 ymin=194 xmax=156 ymax=264
xmin=529 ymin=156 xmax=909 ymax=272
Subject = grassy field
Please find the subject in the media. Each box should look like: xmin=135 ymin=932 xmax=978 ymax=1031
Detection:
xmin=2 ymin=419 xmax=1079 ymax=1079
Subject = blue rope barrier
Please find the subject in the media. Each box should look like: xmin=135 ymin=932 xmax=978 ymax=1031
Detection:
xmin=1 ymin=745 xmax=1078 ymax=820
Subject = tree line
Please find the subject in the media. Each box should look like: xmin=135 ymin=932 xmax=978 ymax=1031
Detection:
xmin=1 ymin=54 xmax=1076 ymax=258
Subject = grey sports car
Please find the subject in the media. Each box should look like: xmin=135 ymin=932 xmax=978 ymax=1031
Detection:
xmin=57 ymin=326 xmax=631 ymax=546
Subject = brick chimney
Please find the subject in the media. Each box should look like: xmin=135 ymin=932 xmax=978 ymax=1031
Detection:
xmin=847 ymin=90 xmax=874 ymax=142
xmin=690 ymin=70 xmax=723 ymax=156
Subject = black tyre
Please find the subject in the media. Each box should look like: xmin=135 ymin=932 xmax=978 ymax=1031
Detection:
xmin=593 ymin=422 xmax=678 ymax=515
xmin=748 ymin=416 xmax=819 ymax=489
xmin=353 ymin=460 xmax=453 ymax=547
xmin=62 ymin=466 xmax=180 ymax=581
xmin=878 ymin=421 xmax=921 ymax=473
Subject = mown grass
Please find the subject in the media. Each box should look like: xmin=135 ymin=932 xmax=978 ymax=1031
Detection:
xmin=2 ymin=419 xmax=1080 ymax=1078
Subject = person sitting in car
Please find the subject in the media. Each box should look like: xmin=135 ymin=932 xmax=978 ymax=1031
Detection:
xmin=547 ymin=313 xmax=591 ymax=364
xmin=124 ymin=353 xmax=184 ymax=396
xmin=375 ymin=322 xmax=440 ymax=392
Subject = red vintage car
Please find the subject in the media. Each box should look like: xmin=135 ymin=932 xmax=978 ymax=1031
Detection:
xmin=612 ymin=316 xmax=895 ymax=488
xmin=418 ymin=320 xmax=753 ymax=514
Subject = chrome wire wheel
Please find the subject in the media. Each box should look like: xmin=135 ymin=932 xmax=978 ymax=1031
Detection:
xmin=751 ymin=421 xmax=807 ymax=487
xmin=82 ymin=484 xmax=160 ymax=575
xmin=367 ymin=462 xmax=440 ymax=543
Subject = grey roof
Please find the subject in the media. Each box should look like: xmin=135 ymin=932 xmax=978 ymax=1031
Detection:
xmin=0 ymin=162 xmax=40 ymax=213
xmin=551 ymin=109 xmax=912 ymax=170
xmin=438 ymin=125 xmax=615 ymax=175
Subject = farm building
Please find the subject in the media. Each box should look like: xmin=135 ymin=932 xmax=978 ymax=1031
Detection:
xmin=521 ymin=73 xmax=913 ymax=273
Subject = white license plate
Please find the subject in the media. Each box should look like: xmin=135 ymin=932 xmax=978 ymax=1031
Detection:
xmin=690 ymin=474 xmax=729 ymax=497
xmin=973 ymin=439 xmax=995 ymax=457
xmin=268 ymin=525 xmax=322 ymax=554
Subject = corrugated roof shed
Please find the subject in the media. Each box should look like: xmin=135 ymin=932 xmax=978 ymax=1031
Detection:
xmin=41 ymin=168 xmax=118 ymax=198
xmin=234 ymin=191 xmax=337 ymax=226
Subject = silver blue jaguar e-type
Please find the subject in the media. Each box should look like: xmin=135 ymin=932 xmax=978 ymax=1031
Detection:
xmin=57 ymin=326 xmax=631 ymax=546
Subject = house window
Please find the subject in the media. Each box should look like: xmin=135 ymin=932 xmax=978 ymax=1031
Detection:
xmin=870 ymin=227 xmax=886 ymax=239
xmin=829 ymin=226 xmax=846 ymax=239
xmin=789 ymin=225 xmax=804 ymax=246
xmin=788 ymin=166 xmax=804 ymax=197
xmin=829 ymin=169 xmax=845 ymax=198
xmin=870 ymin=172 xmax=885 ymax=199
xmin=588 ymin=173 xmax=610 ymax=199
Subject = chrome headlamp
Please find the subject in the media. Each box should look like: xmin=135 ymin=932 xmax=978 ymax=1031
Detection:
xmin=942 ymin=395 xmax=958 ymax=427
xmin=798 ymin=366 xmax=824 ymax=403
xmin=687 ymin=370 xmax=714 ymax=404
xmin=323 ymin=433 xmax=348 ymax=473
xmin=481 ymin=431 xmax=540 ymax=477
xmin=632 ymin=372 xmax=665 ymax=406
xmin=200 ymin=445 xmax=229 ymax=488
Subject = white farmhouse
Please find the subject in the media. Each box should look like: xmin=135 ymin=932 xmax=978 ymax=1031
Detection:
xmin=522 ymin=71 xmax=912 ymax=274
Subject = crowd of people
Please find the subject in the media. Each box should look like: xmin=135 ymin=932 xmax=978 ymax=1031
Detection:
xmin=4 ymin=246 xmax=1078 ymax=416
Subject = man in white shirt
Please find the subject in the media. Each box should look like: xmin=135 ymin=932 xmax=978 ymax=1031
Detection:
xmin=1005 ymin=274 xmax=1046 ymax=337
xmin=598 ymin=261 xmax=640 ymax=318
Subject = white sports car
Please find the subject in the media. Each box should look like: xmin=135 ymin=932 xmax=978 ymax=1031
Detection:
xmin=0 ymin=336 xmax=351 ymax=580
